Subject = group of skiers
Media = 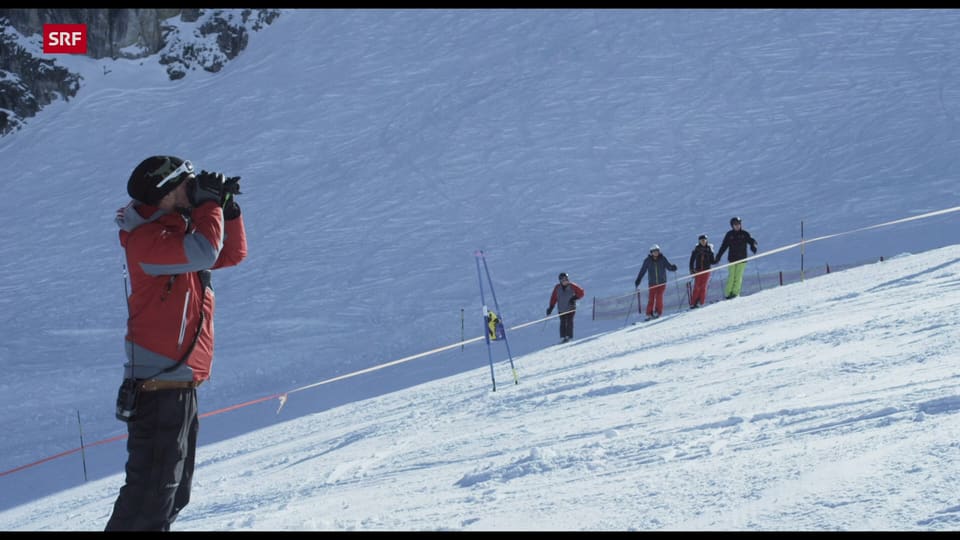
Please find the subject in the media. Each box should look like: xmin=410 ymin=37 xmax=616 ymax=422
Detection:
xmin=546 ymin=216 xmax=758 ymax=342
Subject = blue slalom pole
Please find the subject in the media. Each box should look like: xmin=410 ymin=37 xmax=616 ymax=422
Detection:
xmin=475 ymin=252 xmax=497 ymax=391
xmin=478 ymin=250 xmax=519 ymax=385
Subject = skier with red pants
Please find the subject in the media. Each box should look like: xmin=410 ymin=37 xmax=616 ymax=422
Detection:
xmin=688 ymin=234 xmax=715 ymax=309
xmin=635 ymin=244 xmax=677 ymax=320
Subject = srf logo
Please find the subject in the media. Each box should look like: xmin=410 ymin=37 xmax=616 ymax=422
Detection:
xmin=43 ymin=24 xmax=87 ymax=54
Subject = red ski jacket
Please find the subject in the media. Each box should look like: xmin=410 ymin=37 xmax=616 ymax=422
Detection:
xmin=549 ymin=282 xmax=585 ymax=315
xmin=117 ymin=200 xmax=247 ymax=382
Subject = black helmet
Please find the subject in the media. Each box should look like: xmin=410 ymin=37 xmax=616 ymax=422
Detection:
xmin=698 ymin=234 xmax=708 ymax=241
xmin=558 ymin=272 xmax=569 ymax=281
xmin=730 ymin=216 xmax=742 ymax=226
xmin=128 ymin=155 xmax=193 ymax=206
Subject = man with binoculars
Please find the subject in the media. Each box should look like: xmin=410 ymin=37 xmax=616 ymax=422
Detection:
xmin=106 ymin=155 xmax=248 ymax=531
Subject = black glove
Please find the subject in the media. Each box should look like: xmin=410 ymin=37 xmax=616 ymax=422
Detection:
xmin=751 ymin=244 xmax=758 ymax=254
xmin=189 ymin=170 xmax=225 ymax=207
xmin=546 ymin=307 xmax=553 ymax=316
xmin=223 ymin=199 xmax=242 ymax=220
xmin=221 ymin=176 xmax=243 ymax=219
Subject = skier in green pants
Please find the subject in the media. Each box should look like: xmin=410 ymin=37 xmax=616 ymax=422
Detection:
xmin=714 ymin=216 xmax=758 ymax=299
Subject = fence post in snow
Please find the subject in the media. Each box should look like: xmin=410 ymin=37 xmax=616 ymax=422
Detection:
xmin=801 ymin=220 xmax=805 ymax=281
xmin=76 ymin=410 xmax=88 ymax=482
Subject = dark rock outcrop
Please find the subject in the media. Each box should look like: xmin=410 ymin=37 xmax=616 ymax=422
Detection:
xmin=0 ymin=8 xmax=280 ymax=136
xmin=0 ymin=25 xmax=82 ymax=135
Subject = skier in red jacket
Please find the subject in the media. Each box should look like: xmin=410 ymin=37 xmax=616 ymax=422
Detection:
xmin=106 ymin=155 xmax=247 ymax=531
xmin=546 ymin=272 xmax=585 ymax=343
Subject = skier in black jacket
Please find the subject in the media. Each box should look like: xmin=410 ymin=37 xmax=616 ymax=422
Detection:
xmin=714 ymin=216 xmax=758 ymax=299
xmin=688 ymin=234 xmax=715 ymax=309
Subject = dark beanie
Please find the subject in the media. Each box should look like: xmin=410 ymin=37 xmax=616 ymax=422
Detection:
xmin=127 ymin=155 xmax=191 ymax=205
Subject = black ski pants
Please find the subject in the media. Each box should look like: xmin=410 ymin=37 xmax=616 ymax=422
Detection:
xmin=105 ymin=386 xmax=199 ymax=531
xmin=559 ymin=312 xmax=575 ymax=340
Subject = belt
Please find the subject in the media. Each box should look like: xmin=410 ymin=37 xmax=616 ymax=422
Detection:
xmin=138 ymin=379 xmax=203 ymax=392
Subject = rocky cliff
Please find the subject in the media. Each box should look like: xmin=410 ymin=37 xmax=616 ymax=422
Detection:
xmin=0 ymin=8 xmax=280 ymax=137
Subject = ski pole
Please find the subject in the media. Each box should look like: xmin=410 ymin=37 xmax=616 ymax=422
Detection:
xmin=674 ymin=278 xmax=684 ymax=312
xmin=624 ymin=288 xmax=637 ymax=327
